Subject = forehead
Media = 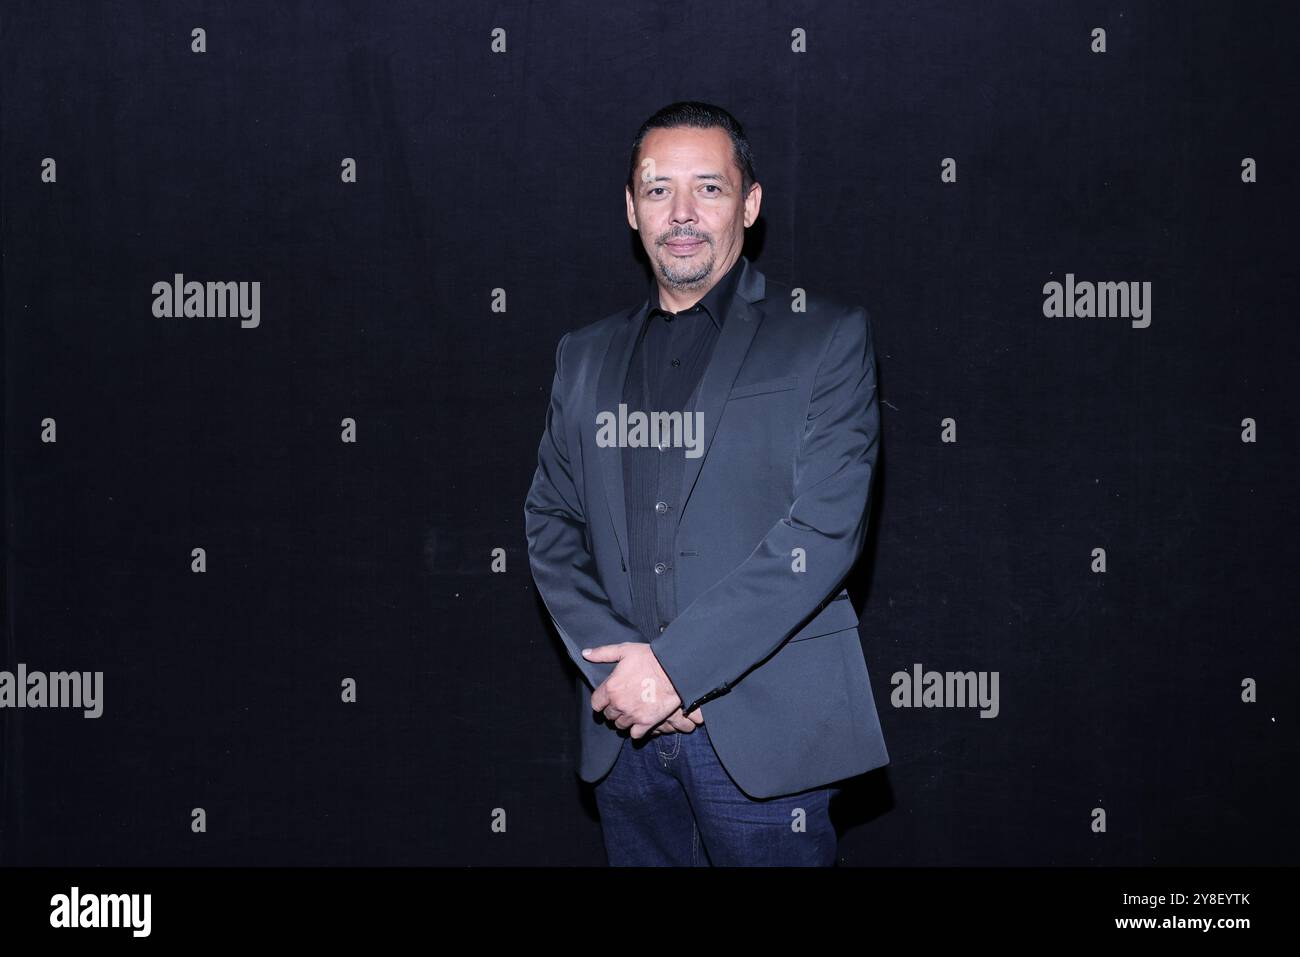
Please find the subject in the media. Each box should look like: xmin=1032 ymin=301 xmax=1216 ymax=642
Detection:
xmin=639 ymin=126 xmax=736 ymax=178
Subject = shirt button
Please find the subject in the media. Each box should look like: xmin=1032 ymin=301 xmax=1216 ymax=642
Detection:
xmin=671 ymin=358 xmax=680 ymax=367
xmin=654 ymin=562 xmax=666 ymax=574
xmin=655 ymin=501 xmax=668 ymax=515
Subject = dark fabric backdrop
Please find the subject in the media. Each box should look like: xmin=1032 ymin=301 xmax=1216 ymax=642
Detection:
xmin=2 ymin=0 xmax=1296 ymax=865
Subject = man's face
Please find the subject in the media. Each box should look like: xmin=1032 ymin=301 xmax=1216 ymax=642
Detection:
xmin=625 ymin=126 xmax=762 ymax=297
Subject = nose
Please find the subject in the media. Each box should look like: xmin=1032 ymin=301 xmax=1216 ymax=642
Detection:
xmin=669 ymin=196 xmax=697 ymax=226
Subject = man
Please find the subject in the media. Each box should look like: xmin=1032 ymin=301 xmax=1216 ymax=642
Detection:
xmin=525 ymin=101 xmax=888 ymax=866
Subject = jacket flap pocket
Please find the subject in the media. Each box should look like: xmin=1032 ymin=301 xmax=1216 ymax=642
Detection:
xmin=727 ymin=374 xmax=799 ymax=399
xmin=786 ymin=593 xmax=858 ymax=642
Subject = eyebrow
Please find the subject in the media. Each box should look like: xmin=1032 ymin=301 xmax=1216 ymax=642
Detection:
xmin=644 ymin=171 xmax=729 ymax=185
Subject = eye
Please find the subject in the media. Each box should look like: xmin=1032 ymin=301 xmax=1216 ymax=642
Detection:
xmin=702 ymin=185 xmax=721 ymax=194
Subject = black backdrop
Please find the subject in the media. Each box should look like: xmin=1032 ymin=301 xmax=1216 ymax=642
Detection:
xmin=2 ymin=0 xmax=1296 ymax=867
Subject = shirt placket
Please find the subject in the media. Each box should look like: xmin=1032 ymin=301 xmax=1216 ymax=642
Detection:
xmin=648 ymin=316 xmax=681 ymax=638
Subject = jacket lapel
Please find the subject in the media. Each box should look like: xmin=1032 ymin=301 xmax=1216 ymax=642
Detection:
xmin=597 ymin=256 xmax=768 ymax=564
xmin=595 ymin=300 xmax=646 ymax=564
xmin=676 ymin=261 xmax=765 ymax=531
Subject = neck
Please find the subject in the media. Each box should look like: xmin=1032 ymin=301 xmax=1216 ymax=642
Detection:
xmin=655 ymin=254 xmax=738 ymax=313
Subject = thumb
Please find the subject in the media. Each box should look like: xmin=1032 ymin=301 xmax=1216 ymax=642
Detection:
xmin=581 ymin=643 xmax=626 ymax=662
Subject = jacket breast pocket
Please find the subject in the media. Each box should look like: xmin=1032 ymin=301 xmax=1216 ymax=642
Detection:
xmin=727 ymin=374 xmax=799 ymax=400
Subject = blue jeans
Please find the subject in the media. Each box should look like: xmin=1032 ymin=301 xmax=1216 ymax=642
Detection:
xmin=593 ymin=722 xmax=840 ymax=866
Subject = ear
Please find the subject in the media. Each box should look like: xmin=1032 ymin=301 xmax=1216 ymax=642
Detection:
xmin=743 ymin=182 xmax=763 ymax=228
xmin=625 ymin=185 xmax=639 ymax=231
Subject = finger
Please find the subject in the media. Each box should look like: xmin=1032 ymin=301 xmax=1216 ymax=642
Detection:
xmin=665 ymin=713 xmax=694 ymax=732
xmin=580 ymin=644 xmax=626 ymax=663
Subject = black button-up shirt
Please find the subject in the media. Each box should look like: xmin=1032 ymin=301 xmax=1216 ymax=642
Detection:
xmin=621 ymin=254 xmax=746 ymax=654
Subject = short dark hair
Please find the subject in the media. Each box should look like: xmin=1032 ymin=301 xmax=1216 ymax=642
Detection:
xmin=626 ymin=101 xmax=757 ymax=199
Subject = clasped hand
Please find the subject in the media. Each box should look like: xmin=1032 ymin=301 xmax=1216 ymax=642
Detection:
xmin=583 ymin=642 xmax=703 ymax=738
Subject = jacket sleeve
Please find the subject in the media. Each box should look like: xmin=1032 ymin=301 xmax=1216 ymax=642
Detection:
xmin=525 ymin=331 xmax=648 ymax=692
xmin=650 ymin=306 xmax=881 ymax=713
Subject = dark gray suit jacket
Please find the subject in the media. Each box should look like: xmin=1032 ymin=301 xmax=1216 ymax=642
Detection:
xmin=525 ymin=255 xmax=888 ymax=799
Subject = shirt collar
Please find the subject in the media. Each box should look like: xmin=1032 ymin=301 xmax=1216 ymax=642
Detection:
xmin=646 ymin=254 xmax=746 ymax=331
